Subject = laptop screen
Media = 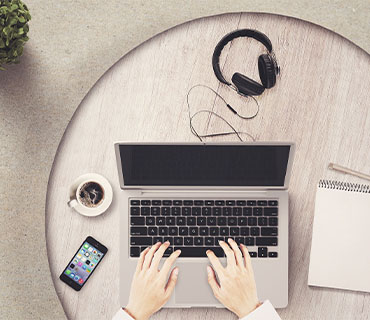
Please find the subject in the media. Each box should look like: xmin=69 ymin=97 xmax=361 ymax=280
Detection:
xmin=118 ymin=144 xmax=291 ymax=187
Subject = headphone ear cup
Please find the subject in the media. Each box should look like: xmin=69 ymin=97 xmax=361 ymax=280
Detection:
xmin=231 ymin=72 xmax=265 ymax=96
xmin=258 ymin=54 xmax=276 ymax=89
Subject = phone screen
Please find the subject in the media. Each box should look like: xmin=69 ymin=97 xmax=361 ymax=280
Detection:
xmin=60 ymin=236 xmax=107 ymax=290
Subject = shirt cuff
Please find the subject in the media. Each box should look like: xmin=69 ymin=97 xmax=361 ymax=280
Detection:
xmin=112 ymin=308 xmax=135 ymax=320
xmin=239 ymin=300 xmax=281 ymax=320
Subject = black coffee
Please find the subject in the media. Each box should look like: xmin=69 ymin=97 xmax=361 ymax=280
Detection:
xmin=78 ymin=182 xmax=104 ymax=207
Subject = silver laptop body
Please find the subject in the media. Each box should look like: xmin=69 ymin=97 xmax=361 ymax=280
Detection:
xmin=115 ymin=142 xmax=295 ymax=308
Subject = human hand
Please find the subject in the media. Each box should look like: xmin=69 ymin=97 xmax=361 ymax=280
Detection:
xmin=125 ymin=241 xmax=181 ymax=320
xmin=206 ymin=238 xmax=261 ymax=318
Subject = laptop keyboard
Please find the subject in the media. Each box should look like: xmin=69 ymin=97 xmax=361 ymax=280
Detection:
xmin=129 ymin=199 xmax=278 ymax=258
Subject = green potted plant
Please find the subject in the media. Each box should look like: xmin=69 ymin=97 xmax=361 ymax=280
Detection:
xmin=0 ymin=0 xmax=31 ymax=70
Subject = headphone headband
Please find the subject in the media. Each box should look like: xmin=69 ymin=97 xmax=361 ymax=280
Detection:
xmin=212 ymin=29 xmax=273 ymax=85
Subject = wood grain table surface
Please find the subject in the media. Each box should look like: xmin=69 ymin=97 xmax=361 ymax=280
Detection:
xmin=45 ymin=12 xmax=370 ymax=320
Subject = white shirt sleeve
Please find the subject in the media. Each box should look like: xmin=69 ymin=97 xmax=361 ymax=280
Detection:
xmin=239 ymin=300 xmax=281 ymax=320
xmin=112 ymin=308 xmax=134 ymax=320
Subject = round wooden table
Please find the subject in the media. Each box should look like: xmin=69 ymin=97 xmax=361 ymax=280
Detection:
xmin=46 ymin=12 xmax=370 ymax=320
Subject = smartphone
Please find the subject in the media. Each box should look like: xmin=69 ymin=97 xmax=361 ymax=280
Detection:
xmin=59 ymin=236 xmax=108 ymax=291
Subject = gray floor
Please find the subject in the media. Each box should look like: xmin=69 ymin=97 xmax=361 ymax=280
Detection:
xmin=0 ymin=1 xmax=369 ymax=319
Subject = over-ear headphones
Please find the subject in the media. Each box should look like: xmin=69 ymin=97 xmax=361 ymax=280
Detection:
xmin=212 ymin=29 xmax=280 ymax=97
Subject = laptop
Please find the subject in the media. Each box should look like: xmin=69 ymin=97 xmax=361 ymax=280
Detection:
xmin=115 ymin=142 xmax=294 ymax=308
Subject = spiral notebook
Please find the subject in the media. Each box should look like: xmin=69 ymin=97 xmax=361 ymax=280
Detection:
xmin=308 ymin=180 xmax=370 ymax=293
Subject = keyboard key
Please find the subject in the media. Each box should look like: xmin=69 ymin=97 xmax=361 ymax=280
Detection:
xmin=248 ymin=217 xmax=257 ymax=226
xmin=166 ymin=217 xmax=175 ymax=225
xmin=175 ymin=246 xmax=223 ymax=257
xmin=238 ymin=217 xmax=247 ymax=226
xmin=250 ymin=227 xmax=260 ymax=236
xmin=264 ymin=207 xmax=278 ymax=216
xmin=243 ymin=207 xmax=252 ymax=216
xmin=194 ymin=237 xmax=203 ymax=245
xmin=217 ymin=217 xmax=227 ymax=226
xmin=245 ymin=237 xmax=255 ymax=246
xmin=163 ymin=246 xmax=173 ymax=257
xmin=146 ymin=217 xmax=155 ymax=225
xmin=253 ymin=207 xmax=263 ymax=216
xmin=173 ymin=200 xmax=182 ymax=206
xmin=151 ymin=207 xmax=160 ymax=216
xmin=220 ymin=227 xmax=229 ymax=236
xmin=269 ymin=218 xmax=278 ymax=226
xmin=256 ymin=237 xmax=278 ymax=246
xmin=194 ymin=200 xmax=204 ymax=206
xmin=189 ymin=227 xmax=198 ymax=236
xmin=141 ymin=200 xmax=151 ymax=205
xmin=269 ymin=252 xmax=278 ymax=258
xmin=171 ymin=207 xmax=181 ymax=216
xmin=163 ymin=200 xmax=172 ymax=206
xmin=213 ymin=207 xmax=222 ymax=216
xmin=230 ymin=227 xmax=239 ymax=236
xmin=148 ymin=227 xmax=158 ymax=236
xmin=141 ymin=207 xmax=150 ymax=215
xmin=227 ymin=217 xmax=237 ymax=226
xmin=184 ymin=200 xmax=193 ymax=206
xmin=169 ymin=227 xmax=178 ymax=236
xmin=200 ymin=227 xmax=209 ymax=236
xmin=223 ymin=207 xmax=232 ymax=216
xmin=258 ymin=217 xmax=268 ymax=226
xmin=215 ymin=200 xmax=225 ymax=206
xmin=215 ymin=237 xmax=224 ymax=243
xmin=268 ymin=200 xmax=278 ymax=206
xmin=205 ymin=237 xmax=215 ymax=246
xmin=131 ymin=207 xmax=140 ymax=215
xmin=192 ymin=207 xmax=201 ymax=216
xmin=258 ymin=247 xmax=268 ymax=257
xmin=257 ymin=200 xmax=268 ymax=206
xmin=210 ymin=227 xmax=219 ymax=236
xmin=207 ymin=217 xmax=216 ymax=226
xmin=184 ymin=237 xmax=193 ymax=245
xmin=197 ymin=217 xmax=206 ymax=226
xmin=236 ymin=200 xmax=247 ymax=206
xmin=182 ymin=207 xmax=192 ymax=216
xmin=247 ymin=200 xmax=256 ymax=206
xmin=131 ymin=217 xmax=145 ymax=225
xmin=226 ymin=200 xmax=236 ymax=206
xmin=161 ymin=207 xmax=171 ymax=216
xmin=261 ymin=227 xmax=278 ymax=236
xmin=187 ymin=217 xmax=196 ymax=225
xmin=179 ymin=227 xmax=188 ymax=236
xmin=163 ymin=236 xmax=173 ymax=244
xmin=236 ymin=237 xmax=244 ymax=245
xmin=130 ymin=200 xmax=140 ymax=206
xmin=130 ymin=227 xmax=147 ymax=235
xmin=159 ymin=227 xmax=168 ymax=235
xmin=176 ymin=217 xmax=186 ymax=225
xmin=174 ymin=237 xmax=183 ymax=245
xmin=130 ymin=247 xmax=140 ymax=257
xmin=131 ymin=237 xmax=152 ymax=245
xmin=153 ymin=236 xmax=163 ymax=243
xmin=205 ymin=200 xmax=214 ymax=206
xmin=240 ymin=227 xmax=250 ymax=236
xmin=233 ymin=207 xmax=243 ymax=216
xmin=202 ymin=207 xmax=212 ymax=216
xmin=152 ymin=200 xmax=161 ymax=206
xmin=249 ymin=251 xmax=257 ymax=258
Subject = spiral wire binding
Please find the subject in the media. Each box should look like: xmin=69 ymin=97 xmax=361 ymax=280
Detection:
xmin=318 ymin=180 xmax=370 ymax=193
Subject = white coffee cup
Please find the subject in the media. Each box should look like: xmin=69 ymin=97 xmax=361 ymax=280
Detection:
xmin=68 ymin=173 xmax=113 ymax=217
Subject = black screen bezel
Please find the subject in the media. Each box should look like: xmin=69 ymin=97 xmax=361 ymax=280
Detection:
xmin=59 ymin=236 xmax=108 ymax=291
xmin=117 ymin=143 xmax=292 ymax=188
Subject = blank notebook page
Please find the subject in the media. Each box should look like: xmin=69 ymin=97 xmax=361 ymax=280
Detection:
xmin=308 ymin=180 xmax=370 ymax=292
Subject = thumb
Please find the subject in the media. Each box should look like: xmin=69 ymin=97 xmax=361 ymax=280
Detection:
xmin=207 ymin=266 xmax=220 ymax=296
xmin=165 ymin=267 xmax=179 ymax=297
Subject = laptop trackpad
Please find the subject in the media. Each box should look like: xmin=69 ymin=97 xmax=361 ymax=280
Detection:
xmin=175 ymin=263 xmax=216 ymax=305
